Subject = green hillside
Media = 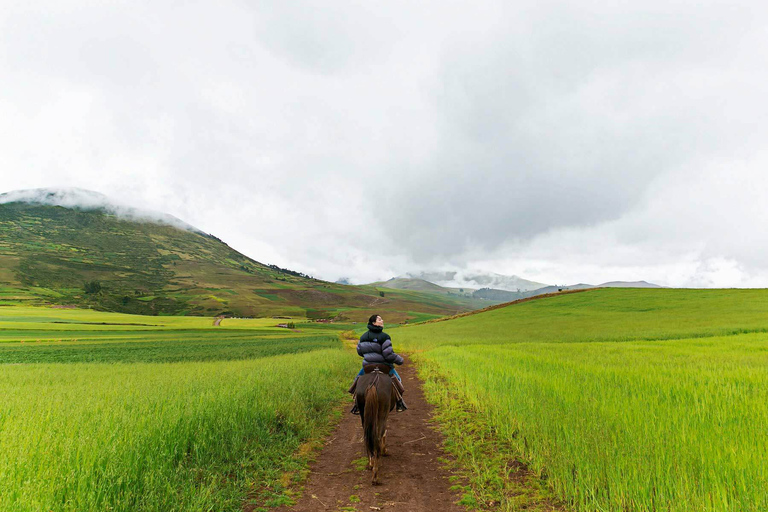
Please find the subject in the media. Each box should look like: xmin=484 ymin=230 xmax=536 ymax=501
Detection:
xmin=0 ymin=201 xmax=488 ymax=320
xmin=391 ymin=288 xmax=768 ymax=511
xmin=396 ymin=287 xmax=768 ymax=348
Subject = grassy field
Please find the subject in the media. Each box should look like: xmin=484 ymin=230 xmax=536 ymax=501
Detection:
xmin=0 ymin=306 xmax=359 ymax=511
xmin=392 ymin=288 xmax=768 ymax=511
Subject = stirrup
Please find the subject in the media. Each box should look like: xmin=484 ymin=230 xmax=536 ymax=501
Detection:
xmin=396 ymin=399 xmax=407 ymax=412
xmin=350 ymin=403 xmax=360 ymax=415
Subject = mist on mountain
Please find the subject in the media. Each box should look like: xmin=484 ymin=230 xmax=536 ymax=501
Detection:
xmin=0 ymin=188 xmax=201 ymax=233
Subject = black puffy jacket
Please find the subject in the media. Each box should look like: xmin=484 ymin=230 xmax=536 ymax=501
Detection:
xmin=357 ymin=324 xmax=404 ymax=366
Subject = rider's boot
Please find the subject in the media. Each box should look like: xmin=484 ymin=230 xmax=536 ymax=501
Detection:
xmin=390 ymin=374 xmax=407 ymax=412
xmin=348 ymin=375 xmax=360 ymax=414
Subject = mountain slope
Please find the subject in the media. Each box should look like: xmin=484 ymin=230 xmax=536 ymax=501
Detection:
xmin=599 ymin=280 xmax=662 ymax=288
xmin=375 ymin=277 xmax=473 ymax=294
xmin=402 ymin=270 xmax=549 ymax=292
xmin=0 ymin=191 xmax=486 ymax=320
xmin=471 ymin=281 xmax=663 ymax=302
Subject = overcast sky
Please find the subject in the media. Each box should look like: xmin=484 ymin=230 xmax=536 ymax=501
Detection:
xmin=2 ymin=0 xmax=767 ymax=287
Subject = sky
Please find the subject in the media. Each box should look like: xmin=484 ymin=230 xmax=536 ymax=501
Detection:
xmin=1 ymin=0 xmax=767 ymax=287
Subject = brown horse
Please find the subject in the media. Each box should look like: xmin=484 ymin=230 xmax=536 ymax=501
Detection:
xmin=355 ymin=365 xmax=396 ymax=484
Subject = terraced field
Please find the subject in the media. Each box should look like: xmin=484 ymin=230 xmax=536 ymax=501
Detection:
xmin=0 ymin=306 xmax=358 ymax=511
xmin=392 ymin=288 xmax=768 ymax=511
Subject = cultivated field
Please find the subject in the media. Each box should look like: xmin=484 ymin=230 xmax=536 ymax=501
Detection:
xmin=5 ymin=289 xmax=767 ymax=512
xmin=0 ymin=307 xmax=358 ymax=511
xmin=392 ymin=288 xmax=768 ymax=511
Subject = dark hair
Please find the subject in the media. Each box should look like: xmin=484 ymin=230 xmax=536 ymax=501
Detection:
xmin=368 ymin=314 xmax=381 ymax=325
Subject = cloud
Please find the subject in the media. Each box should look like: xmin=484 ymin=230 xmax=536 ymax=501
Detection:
xmin=1 ymin=0 xmax=767 ymax=286
xmin=379 ymin=0 xmax=767 ymax=259
xmin=0 ymin=188 xmax=201 ymax=232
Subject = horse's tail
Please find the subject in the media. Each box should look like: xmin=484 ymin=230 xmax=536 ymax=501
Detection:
xmin=363 ymin=379 xmax=380 ymax=458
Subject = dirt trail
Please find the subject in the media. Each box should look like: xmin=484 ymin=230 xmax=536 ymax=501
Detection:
xmin=272 ymin=357 xmax=464 ymax=512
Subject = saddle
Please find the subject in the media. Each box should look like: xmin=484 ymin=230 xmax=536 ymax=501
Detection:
xmin=362 ymin=364 xmax=405 ymax=395
xmin=363 ymin=363 xmax=392 ymax=374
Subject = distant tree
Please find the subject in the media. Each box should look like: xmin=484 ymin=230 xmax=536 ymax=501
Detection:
xmin=267 ymin=263 xmax=312 ymax=280
xmin=84 ymin=280 xmax=102 ymax=294
xmin=379 ymin=291 xmax=385 ymax=297
xmin=287 ymin=322 xmax=295 ymax=329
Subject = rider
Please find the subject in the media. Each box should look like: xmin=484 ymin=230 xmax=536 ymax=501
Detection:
xmin=349 ymin=314 xmax=407 ymax=414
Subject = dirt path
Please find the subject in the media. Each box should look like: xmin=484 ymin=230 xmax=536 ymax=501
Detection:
xmin=272 ymin=357 xmax=464 ymax=512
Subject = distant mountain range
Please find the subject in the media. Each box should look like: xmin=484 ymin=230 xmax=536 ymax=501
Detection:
xmin=471 ymin=281 xmax=662 ymax=302
xmin=595 ymin=281 xmax=662 ymax=288
xmin=0 ymin=188 xmax=663 ymax=320
xmin=373 ymin=272 xmax=662 ymax=303
xmin=400 ymin=270 xmax=548 ymax=292
xmin=371 ymin=277 xmax=475 ymax=298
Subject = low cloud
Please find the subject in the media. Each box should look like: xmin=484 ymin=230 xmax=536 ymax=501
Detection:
xmin=1 ymin=1 xmax=767 ymax=287
xmin=0 ymin=188 xmax=201 ymax=233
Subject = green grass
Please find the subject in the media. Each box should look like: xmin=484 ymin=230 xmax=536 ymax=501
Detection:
xmin=399 ymin=288 xmax=768 ymax=349
xmin=0 ymin=334 xmax=339 ymax=363
xmin=392 ymin=288 xmax=768 ymax=511
xmin=0 ymin=351 xmax=358 ymax=511
xmin=0 ymin=305 xmax=359 ymax=511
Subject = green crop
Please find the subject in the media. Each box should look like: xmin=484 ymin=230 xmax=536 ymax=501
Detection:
xmin=0 ymin=306 xmax=359 ymax=511
xmin=393 ymin=288 xmax=768 ymax=511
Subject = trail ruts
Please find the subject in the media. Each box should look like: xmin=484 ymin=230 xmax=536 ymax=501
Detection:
xmin=267 ymin=357 xmax=464 ymax=512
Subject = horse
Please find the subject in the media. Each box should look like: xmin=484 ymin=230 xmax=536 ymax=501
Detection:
xmin=355 ymin=364 xmax=397 ymax=485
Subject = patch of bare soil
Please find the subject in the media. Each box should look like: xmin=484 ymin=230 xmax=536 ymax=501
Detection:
xmin=267 ymin=358 xmax=465 ymax=512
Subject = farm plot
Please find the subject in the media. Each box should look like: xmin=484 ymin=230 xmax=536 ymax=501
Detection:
xmin=0 ymin=307 xmax=358 ymax=512
xmin=393 ymin=288 xmax=768 ymax=511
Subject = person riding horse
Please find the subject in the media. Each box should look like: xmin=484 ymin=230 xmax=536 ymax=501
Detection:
xmin=349 ymin=314 xmax=407 ymax=414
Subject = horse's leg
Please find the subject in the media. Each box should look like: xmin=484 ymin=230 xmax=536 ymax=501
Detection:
xmin=371 ymin=453 xmax=380 ymax=485
xmin=382 ymin=429 xmax=388 ymax=456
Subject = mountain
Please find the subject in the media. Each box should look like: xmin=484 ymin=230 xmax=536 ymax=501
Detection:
xmin=598 ymin=281 xmax=662 ymax=288
xmin=0 ymin=189 xmax=484 ymax=321
xmin=0 ymin=188 xmax=199 ymax=232
xmin=374 ymin=277 xmax=476 ymax=296
xmin=472 ymin=281 xmax=663 ymax=302
xmin=401 ymin=270 xmax=548 ymax=292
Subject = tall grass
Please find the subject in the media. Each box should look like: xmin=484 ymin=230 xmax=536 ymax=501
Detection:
xmin=393 ymin=288 xmax=768 ymax=511
xmin=0 ymin=349 xmax=358 ymax=511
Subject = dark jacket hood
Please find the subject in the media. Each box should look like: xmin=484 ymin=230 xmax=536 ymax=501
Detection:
xmin=367 ymin=324 xmax=383 ymax=333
